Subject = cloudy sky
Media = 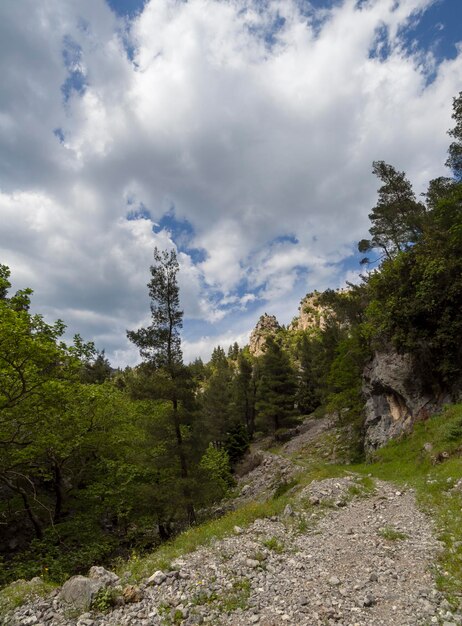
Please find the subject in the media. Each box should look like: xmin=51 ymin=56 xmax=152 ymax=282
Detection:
xmin=1 ymin=0 xmax=461 ymax=365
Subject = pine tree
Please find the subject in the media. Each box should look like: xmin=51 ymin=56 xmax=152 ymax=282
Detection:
xmin=201 ymin=347 xmax=233 ymax=445
xmin=127 ymin=248 xmax=196 ymax=524
xmin=295 ymin=335 xmax=321 ymax=415
xmin=446 ymin=91 xmax=462 ymax=181
xmin=256 ymin=337 xmax=296 ymax=434
xmin=231 ymin=350 xmax=255 ymax=436
xmin=358 ymin=161 xmax=426 ymax=264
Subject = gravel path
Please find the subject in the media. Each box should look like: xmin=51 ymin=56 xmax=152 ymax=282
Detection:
xmin=6 ymin=475 xmax=462 ymax=626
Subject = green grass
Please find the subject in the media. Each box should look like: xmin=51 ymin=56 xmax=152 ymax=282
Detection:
xmin=262 ymin=536 xmax=285 ymax=553
xmin=217 ymin=578 xmax=250 ymax=613
xmin=378 ymin=526 xmax=408 ymax=541
xmin=272 ymin=478 xmax=299 ymax=499
xmin=0 ymin=578 xmax=58 ymax=617
xmin=351 ymin=404 xmax=462 ymax=607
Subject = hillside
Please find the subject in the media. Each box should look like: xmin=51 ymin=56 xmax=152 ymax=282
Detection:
xmin=2 ymin=405 xmax=461 ymax=625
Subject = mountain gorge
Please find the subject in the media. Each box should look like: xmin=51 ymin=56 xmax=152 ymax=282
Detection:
xmin=1 ymin=92 xmax=462 ymax=624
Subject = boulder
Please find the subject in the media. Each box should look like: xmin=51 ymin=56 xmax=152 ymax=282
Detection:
xmin=122 ymin=584 xmax=143 ymax=603
xmin=59 ymin=575 xmax=103 ymax=612
xmin=147 ymin=570 xmax=166 ymax=585
xmin=88 ymin=566 xmax=119 ymax=586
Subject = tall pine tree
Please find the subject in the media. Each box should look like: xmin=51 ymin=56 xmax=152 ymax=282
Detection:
xmin=256 ymin=337 xmax=296 ymax=434
xmin=127 ymin=248 xmax=196 ymax=524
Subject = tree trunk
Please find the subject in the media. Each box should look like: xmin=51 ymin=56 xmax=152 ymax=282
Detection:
xmin=0 ymin=474 xmax=44 ymax=539
xmin=21 ymin=492 xmax=43 ymax=540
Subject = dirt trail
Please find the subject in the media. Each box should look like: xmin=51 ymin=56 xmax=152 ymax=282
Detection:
xmin=5 ymin=422 xmax=462 ymax=626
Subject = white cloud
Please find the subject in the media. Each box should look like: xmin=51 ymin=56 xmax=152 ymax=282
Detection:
xmin=0 ymin=0 xmax=461 ymax=364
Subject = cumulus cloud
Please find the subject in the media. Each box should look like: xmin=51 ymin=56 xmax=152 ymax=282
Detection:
xmin=0 ymin=0 xmax=461 ymax=365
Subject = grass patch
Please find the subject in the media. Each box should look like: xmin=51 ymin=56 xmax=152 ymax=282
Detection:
xmin=262 ymin=537 xmax=285 ymax=553
xmin=348 ymin=475 xmax=376 ymax=497
xmin=378 ymin=526 xmax=408 ymax=541
xmin=217 ymin=578 xmax=251 ymax=613
xmin=0 ymin=578 xmax=57 ymax=618
xmin=272 ymin=478 xmax=299 ymax=499
xmin=351 ymin=404 xmax=462 ymax=608
xmin=190 ymin=578 xmax=250 ymax=615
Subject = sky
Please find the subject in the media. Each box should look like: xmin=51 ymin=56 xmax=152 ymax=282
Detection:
xmin=1 ymin=0 xmax=461 ymax=366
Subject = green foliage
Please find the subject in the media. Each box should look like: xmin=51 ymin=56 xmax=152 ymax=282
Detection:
xmin=231 ymin=351 xmax=256 ymax=437
xmin=81 ymin=349 xmax=112 ymax=384
xmin=262 ymin=536 xmax=285 ymax=553
xmin=199 ymin=444 xmax=234 ymax=499
xmin=0 ymin=578 xmax=57 ymax=616
xmin=256 ymin=337 xmax=297 ymax=433
xmin=224 ymin=422 xmax=250 ymax=465
xmin=201 ymin=347 xmax=233 ymax=444
xmin=358 ymin=160 xmax=426 ymax=263
xmin=295 ymin=334 xmax=322 ymax=415
xmin=364 ymin=183 xmax=462 ymax=385
xmin=217 ymin=578 xmax=250 ymax=613
xmin=92 ymin=587 xmax=118 ymax=612
xmin=127 ymin=247 xmax=183 ymax=371
xmin=446 ymin=91 xmax=462 ymax=180
xmin=272 ymin=478 xmax=298 ymax=499
xmin=444 ymin=416 xmax=462 ymax=442
xmin=127 ymin=247 xmax=198 ymax=526
xmin=119 ymin=495 xmax=292 ymax=583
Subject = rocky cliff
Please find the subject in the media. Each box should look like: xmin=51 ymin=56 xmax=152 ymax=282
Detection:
xmin=290 ymin=291 xmax=330 ymax=333
xmin=249 ymin=314 xmax=280 ymax=356
xmin=362 ymin=350 xmax=448 ymax=453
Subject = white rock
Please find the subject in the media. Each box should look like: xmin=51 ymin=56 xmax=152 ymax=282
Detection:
xmin=147 ymin=570 xmax=166 ymax=585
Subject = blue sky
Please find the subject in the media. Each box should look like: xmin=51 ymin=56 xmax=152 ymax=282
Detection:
xmin=0 ymin=0 xmax=461 ymax=365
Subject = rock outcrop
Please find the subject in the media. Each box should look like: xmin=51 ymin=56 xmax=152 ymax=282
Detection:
xmin=249 ymin=314 xmax=280 ymax=356
xmin=290 ymin=291 xmax=335 ymax=333
xmin=362 ymin=350 xmax=447 ymax=453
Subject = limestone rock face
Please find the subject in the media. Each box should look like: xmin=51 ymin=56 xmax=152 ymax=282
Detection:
xmin=362 ymin=350 xmax=445 ymax=453
xmin=290 ymin=292 xmax=331 ymax=333
xmin=249 ymin=314 xmax=280 ymax=356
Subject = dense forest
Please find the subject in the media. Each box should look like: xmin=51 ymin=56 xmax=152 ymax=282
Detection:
xmin=1 ymin=92 xmax=461 ymax=587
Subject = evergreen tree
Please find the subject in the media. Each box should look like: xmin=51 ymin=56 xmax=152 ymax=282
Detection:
xmin=295 ymin=335 xmax=321 ymax=415
xmin=256 ymin=337 xmax=296 ymax=434
xmin=201 ymin=348 xmax=233 ymax=445
xmin=127 ymin=248 xmax=196 ymax=524
xmin=231 ymin=350 xmax=256 ymax=436
xmin=227 ymin=342 xmax=240 ymax=360
xmin=358 ymin=161 xmax=426 ymax=264
xmin=446 ymin=91 xmax=462 ymax=181
xmin=81 ymin=349 xmax=112 ymax=384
